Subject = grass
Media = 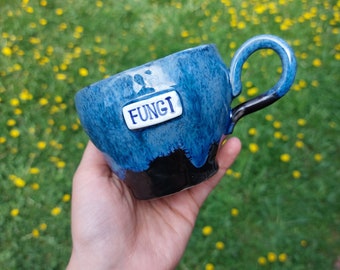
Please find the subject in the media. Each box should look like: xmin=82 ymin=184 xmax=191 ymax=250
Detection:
xmin=0 ymin=0 xmax=339 ymax=269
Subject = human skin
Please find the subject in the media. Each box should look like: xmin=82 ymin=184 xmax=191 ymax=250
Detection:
xmin=67 ymin=137 xmax=241 ymax=270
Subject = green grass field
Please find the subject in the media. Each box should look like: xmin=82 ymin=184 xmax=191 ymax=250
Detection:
xmin=1 ymin=0 xmax=339 ymax=269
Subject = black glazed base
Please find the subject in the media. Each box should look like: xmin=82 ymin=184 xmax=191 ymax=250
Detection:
xmin=124 ymin=143 xmax=219 ymax=200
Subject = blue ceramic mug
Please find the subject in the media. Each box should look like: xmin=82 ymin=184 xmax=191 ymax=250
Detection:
xmin=75 ymin=34 xmax=297 ymax=200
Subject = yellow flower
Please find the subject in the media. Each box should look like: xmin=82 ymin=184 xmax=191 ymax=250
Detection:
xmin=39 ymin=98 xmax=48 ymax=106
xmin=31 ymin=183 xmax=40 ymax=190
xmin=297 ymin=118 xmax=307 ymax=126
xmin=62 ymin=194 xmax=71 ymax=202
xmin=19 ymin=89 xmax=33 ymax=100
xmin=280 ymin=153 xmax=291 ymax=162
xmin=257 ymin=256 xmax=267 ymax=265
xmin=267 ymin=252 xmax=277 ymax=263
xmin=314 ymin=153 xmax=323 ymax=162
xmin=265 ymin=114 xmax=274 ymax=121
xmin=312 ymin=58 xmax=322 ymax=67
xmin=292 ymin=170 xmax=301 ymax=179
xmin=10 ymin=98 xmax=20 ymax=106
xmin=295 ymin=140 xmax=304 ymax=148
xmin=13 ymin=177 xmax=26 ymax=188
xmin=278 ymin=253 xmax=288 ymax=262
xmin=181 ymin=30 xmax=189 ymax=38
xmin=55 ymin=8 xmax=63 ymax=15
xmin=79 ymin=67 xmax=89 ymax=77
xmin=249 ymin=143 xmax=259 ymax=153
xmin=56 ymin=73 xmax=67 ymax=80
xmin=51 ymin=207 xmax=62 ymax=216
xmin=10 ymin=129 xmax=20 ymax=138
xmin=6 ymin=119 xmax=16 ymax=126
xmin=215 ymin=241 xmax=225 ymax=250
xmin=230 ymin=208 xmax=239 ymax=217
xmin=300 ymin=239 xmax=308 ymax=247
xmin=37 ymin=141 xmax=47 ymax=149
xmin=32 ymin=229 xmax=40 ymax=238
xmin=75 ymin=26 xmax=84 ymax=33
xmin=2 ymin=46 xmax=12 ymax=56
xmin=29 ymin=167 xmax=40 ymax=174
xmin=202 ymin=225 xmax=213 ymax=236
xmin=39 ymin=223 xmax=47 ymax=231
xmin=40 ymin=0 xmax=47 ymax=7
xmin=274 ymin=131 xmax=282 ymax=139
xmin=247 ymin=87 xmax=259 ymax=96
xmin=10 ymin=208 xmax=20 ymax=217
xmin=56 ymin=161 xmax=66 ymax=168
xmin=205 ymin=263 xmax=214 ymax=270
xmin=0 ymin=137 xmax=6 ymax=144
xmin=273 ymin=121 xmax=282 ymax=129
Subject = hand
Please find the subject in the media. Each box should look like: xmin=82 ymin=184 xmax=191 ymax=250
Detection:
xmin=67 ymin=137 xmax=241 ymax=270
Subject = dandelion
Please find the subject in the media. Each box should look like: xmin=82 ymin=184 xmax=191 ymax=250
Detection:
xmin=40 ymin=0 xmax=47 ymax=7
xmin=314 ymin=153 xmax=323 ymax=162
xmin=249 ymin=143 xmax=259 ymax=153
xmin=62 ymin=194 xmax=71 ymax=202
xmin=257 ymin=256 xmax=267 ymax=265
xmin=31 ymin=183 xmax=40 ymax=190
xmin=39 ymin=223 xmax=47 ymax=230
xmin=292 ymin=170 xmax=301 ymax=179
xmin=56 ymin=161 xmax=66 ymax=168
xmin=274 ymin=131 xmax=282 ymax=139
xmin=273 ymin=121 xmax=282 ymax=129
xmin=10 ymin=98 xmax=20 ymax=106
xmin=278 ymin=253 xmax=288 ymax=262
xmin=56 ymin=73 xmax=67 ymax=80
xmin=265 ymin=114 xmax=274 ymax=121
xmin=247 ymin=87 xmax=259 ymax=96
xmin=295 ymin=140 xmax=304 ymax=148
xmin=205 ymin=263 xmax=214 ymax=270
xmin=55 ymin=8 xmax=63 ymax=15
xmin=37 ymin=141 xmax=47 ymax=150
xmin=29 ymin=167 xmax=40 ymax=174
xmin=10 ymin=129 xmax=20 ymax=138
xmin=32 ymin=229 xmax=40 ymax=238
xmin=248 ymin=128 xmax=257 ymax=136
xmin=19 ymin=89 xmax=33 ymax=100
xmin=312 ymin=58 xmax=322 ymax=67
xmin=6 ymin=119 xmax=16 ymax=126
xmin=0 ymin=137 xmax=6 ymax=144
xmin=96 ymin=1 xmax=103 ymax=8
xmin=10 ymin=208 xmax=19 ymax=217
xmin=267 ymin=252 xmax=277 ymax=263
xmin=2 ymin=46 xmax=12 ymax=56
xmin=230 ymin=208 xmax=239 ymax=217
xmin=51 ymin=207 xmax=62 ymax=216
xmin=215 ymin=241 xmax=225 ymax=250
xmin=39 ymin=98 xmax=48 ymax=106
xmin=181 ymin=30 xmax=189 ymax=38
xmin=13 ymin=177 xmax=26 ymax=188
xmin=297 ymin=118 xmax=307 ymax=126
xmin=78 ymin=67 xmax=89 ymax=77
xmin=280 ymin=153 xmax=291 ymax=163
xmin=300 ymin=239 xmax=308 ymax=247
xmin=202 ymin=225 xmax=213 ymax=236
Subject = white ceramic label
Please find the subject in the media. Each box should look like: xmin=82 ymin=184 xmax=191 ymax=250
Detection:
xmin=122 ymin=90 xmax=183 ymax=130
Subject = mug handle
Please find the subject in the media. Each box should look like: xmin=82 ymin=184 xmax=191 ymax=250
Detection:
xmin=227 ymin=34 xmax=297 ymax=134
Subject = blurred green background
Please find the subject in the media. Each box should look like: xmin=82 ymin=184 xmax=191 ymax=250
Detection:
xmin=1 ymin=0 xmax=339 ymax=269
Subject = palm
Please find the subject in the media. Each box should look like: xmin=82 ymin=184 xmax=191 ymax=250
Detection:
xmin=68 ymin=138 xmax=241 ymax=269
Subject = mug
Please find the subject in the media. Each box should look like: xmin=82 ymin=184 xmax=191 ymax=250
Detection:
xmin=75 ymin=34 xmax=297 ymax=200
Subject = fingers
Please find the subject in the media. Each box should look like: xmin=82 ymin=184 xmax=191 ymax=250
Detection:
xmin=216 ymin=137 xmax=242 ymax=173
xmin=188 ymin=137 xmax=241 ymax=206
